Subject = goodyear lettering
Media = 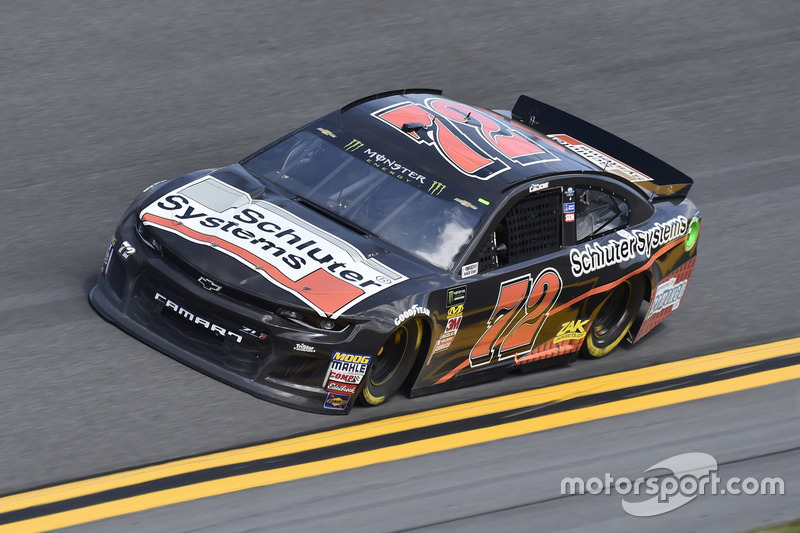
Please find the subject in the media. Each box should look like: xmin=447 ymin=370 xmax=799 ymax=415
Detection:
xmin=394 ymin=304 xmax=430 ymax=326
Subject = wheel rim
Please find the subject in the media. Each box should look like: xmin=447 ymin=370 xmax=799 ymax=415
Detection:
xmin=370 ymin=326 xmax=410 ymax=387
xmin=591 ymin=281 xmax=633 ymax=347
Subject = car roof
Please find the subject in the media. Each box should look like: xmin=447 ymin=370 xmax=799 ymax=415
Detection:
xmin=321 ymin=90 xmax=599 ymax=206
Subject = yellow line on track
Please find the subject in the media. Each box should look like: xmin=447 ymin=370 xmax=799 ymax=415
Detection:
xmin=1 ymin=336 xmax=799 ymax=531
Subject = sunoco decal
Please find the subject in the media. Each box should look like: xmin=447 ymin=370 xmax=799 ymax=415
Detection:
xmin=569 ymin=216 xmax=688 ymax=277
xmin=140 ymin=177 xmax=406 ymax=318
xmin=548 ymin=134 xmax=653 ymax=183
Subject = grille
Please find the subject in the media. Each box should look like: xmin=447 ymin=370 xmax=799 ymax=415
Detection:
xmin=504 ymin=189 xmax=561 ymax=262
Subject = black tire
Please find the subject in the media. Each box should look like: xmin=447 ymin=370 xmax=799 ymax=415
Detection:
xmin=359 ymin=318 xmax=424 ymax=406
xmin=580 ymin=277 xmax=645 ymax=359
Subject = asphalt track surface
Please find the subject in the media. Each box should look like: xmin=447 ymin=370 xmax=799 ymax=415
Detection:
xmin=0 ymin=0 xmax=798 ymax=530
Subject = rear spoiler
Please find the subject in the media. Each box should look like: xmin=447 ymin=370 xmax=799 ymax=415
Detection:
xmin=512 ymin=95 xmax=693 ymax=199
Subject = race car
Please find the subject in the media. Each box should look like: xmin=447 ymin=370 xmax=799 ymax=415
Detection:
xmin=89 ymin=89 xmax=700 ymax=414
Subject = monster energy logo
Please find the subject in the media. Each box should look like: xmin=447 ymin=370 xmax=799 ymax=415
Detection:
xmin=428 ymin=181 xmax=446 ymax=195
xmin=344 ymin=139 xmax=364 ymax=152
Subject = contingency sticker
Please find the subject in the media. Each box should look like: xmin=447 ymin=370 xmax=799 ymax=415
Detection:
xmin=323 ymin=351 xmax=372 ymax=399
xmin=140 ymin=176 xmax=407 ymax=318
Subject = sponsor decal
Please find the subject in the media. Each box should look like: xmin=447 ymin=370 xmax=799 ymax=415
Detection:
xmin=364 ymin=147 xmax=428 ymax=185
xmin=563 ymin=202 xmax=575 ymax=214
xmin=447 ymin=304 xmax=464 ymax=317
xmin=569 ymin=216 xmax=688 ymax=277
xmin=324 ymin=392 xmax=350 ymax=410
xmin=154 ymin=293 xmax=243 ymax=343
xmin=101 ymin=236 xmax=116 ymax=274
xmin=323 ymin=350 xmax=372 ymax=391
xmin=444 ymin=315 xmax=462 ymax=334
xmin=432 ymin=336 xmax=454 ymax=354
xmin=316 ymin=128 xmax=336 ymax=138
xmin=294 ymin=342 xmax=315 ymax=353
xmin=140 ymin=177 xmax=406 ymax=318
xmin=433 ymin=311 xmax=464 ymax=355
xmin=462 ymin=262 xmax=479 ymax=278
xmin=395 ymin=304 xmax=430 ymax=326
xmin=646 ymin=277 xmax=687 ymax=318
xmin=564 ymin=213 xmax=575 ymax=223
xmin=548 ymin=134 xmax=652 ymax=183
xmin=197 ymin=276 xmax=222 ymax=292
xmin=529 ymin=182 xmax=549 ymax=193
xmin=343 ymin=138 xmax=364 ymax=152
xmin=428 ymin=181 xmax=446 ymax=195
xmin=141 ymin=180 xmax=167 ymax=194
xmin=325 ymin=380 xmax=358 ymax=395
xmin=454 ymin=198 xmax=478 ymax=210
xmin=373 ymin=97 xmax=560 ymax=180
xmin=447 ymin=286 xmax=467 ymax=307
xmin=554 ymin=319 xmax=589 ymax=344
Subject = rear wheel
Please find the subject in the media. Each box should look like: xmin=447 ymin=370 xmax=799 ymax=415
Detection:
xmin=359 ymin=319 xmax=423 ymax=406
xmin=581 ymin=277 xmax=644 ymax=359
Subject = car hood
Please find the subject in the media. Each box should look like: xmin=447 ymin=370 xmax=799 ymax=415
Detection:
xmin=139 ymin=166 xmax=432 ymax=319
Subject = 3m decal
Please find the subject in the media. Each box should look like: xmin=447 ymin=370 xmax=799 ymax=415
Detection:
xmin=569 ymin=216 xmax=688 ymax=277
xmin=323 ymin=392 xmax=350 ymax=410
xmin=432 ymin=315 xmax=463 ymax=355
xmin=373 ymin=97 xmax=560 ymax=180
xmin=140 ymin=177 xmax=406 ymax=318
xmin=554 ymin=319 xmax=589 ymax=344
xmin=395 ymin=304 xmax=430 ymax=326
xmin=469 ymin=268 xmax=563 ymax=367
xmin=548 ymin=134 xmax=652 ymax=183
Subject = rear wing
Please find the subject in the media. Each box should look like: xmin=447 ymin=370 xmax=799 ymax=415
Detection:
xmin=512 ymin=95 xmax=693 ymax=199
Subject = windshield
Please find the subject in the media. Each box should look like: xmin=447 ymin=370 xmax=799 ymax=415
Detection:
xmin=241 ymin=127 xmax=487 ymax=269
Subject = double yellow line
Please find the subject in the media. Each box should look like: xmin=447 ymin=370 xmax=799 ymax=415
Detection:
xmin=2 ymin=337 xmax=800 ymax=532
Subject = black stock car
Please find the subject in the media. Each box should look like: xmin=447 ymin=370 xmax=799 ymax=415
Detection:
xmin=90 ymin=89 xmax=700 ymax=414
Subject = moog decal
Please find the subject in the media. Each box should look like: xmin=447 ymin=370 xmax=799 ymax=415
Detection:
xmin=140 ymin=177 xmax=406 ymax=318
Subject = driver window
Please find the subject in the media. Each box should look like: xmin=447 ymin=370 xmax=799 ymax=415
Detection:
xmin=575 ymin=187 xmax=629 ymax=242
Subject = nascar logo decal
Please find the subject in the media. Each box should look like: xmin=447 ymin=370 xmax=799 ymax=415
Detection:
xmin=140 ymin=177 xmax=406 ymax=318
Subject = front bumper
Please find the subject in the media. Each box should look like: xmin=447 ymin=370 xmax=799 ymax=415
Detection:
xmin=88 ymin=219 xmax=365 ymax=415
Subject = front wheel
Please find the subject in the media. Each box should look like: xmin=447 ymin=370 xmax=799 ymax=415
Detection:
xmin=580 ymin=277 xmax=644 ymax=359
xmin=359 ymin=318 xmax=424 ymax=406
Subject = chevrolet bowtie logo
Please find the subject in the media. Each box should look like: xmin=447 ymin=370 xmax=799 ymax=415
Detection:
xmin=198 ymin=276 xmax=222 ymax=292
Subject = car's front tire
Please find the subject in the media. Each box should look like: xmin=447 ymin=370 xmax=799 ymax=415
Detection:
xmin=580 ymin=277 xmax=645 ymax=359
xmin=359 ymin=318 xmax=424 ymax=406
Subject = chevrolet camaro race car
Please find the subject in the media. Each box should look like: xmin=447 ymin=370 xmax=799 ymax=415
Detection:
xmin=90 ymin=89 xmax=700 ymax=414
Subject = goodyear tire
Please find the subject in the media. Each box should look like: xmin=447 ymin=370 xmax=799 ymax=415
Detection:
xmin=580 ymin=277 xmax=645 ymax=359
xmin=359 ymin=318 xmax=423 ymax=406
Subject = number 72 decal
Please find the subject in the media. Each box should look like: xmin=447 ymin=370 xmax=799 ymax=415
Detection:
xmin=469 ymin=268 xmax=563 ymax=367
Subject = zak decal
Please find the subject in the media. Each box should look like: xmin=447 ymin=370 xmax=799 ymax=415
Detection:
xmin=373 ymin=97 xmax=560 ymax=180
xmin=569 ymin=216 xmax=688 ymax=277
xmin=548 ymin=134 xmax=653 ymax=183
xmin=140 ymin=176 xmax=407 ymax=318
xmin=553 ymin=319 xmax=589 ymax=344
